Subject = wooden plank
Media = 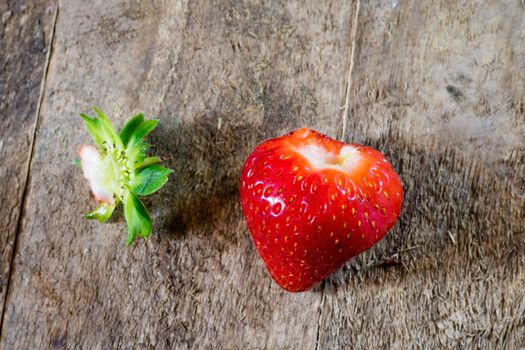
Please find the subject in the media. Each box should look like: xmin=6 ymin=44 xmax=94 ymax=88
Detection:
xmin=0 ymin=0 xmax=57 ymax=325
xmin=319 ymin=0 xmax=525 ymax=348
xmin=1 ymin=1 xmax=354 ymax=348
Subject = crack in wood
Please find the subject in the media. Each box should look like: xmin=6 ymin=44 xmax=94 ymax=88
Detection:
xmin=340 ymin=0 xmax=361 ymax=142
xmin=0 ymin=3 xmax=59 ymax=336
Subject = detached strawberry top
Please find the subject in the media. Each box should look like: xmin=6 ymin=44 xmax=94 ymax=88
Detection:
xmin=77 ymin=108 xmax=172 ymax=246
xmin=240 ymin=128 xmax=403 ymax=292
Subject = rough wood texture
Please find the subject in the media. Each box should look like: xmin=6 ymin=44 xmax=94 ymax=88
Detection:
xmin=1 ymin=0 xmax=524 ymax=349
xmin=321 ymin=0 xmax=525 ymax=348
xmin=1 ymin=1 xmax=353 ymax=348
xmin=0 ymin=0 xmax=56 ymax=323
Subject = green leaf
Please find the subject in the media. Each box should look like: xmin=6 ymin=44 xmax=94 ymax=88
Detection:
xmin=93 ymin=106 xmax=118 ymax=135
xmin=80 ymin=114 xmax=106 ymax=149
xmin=124 ymin=119 xmax=158 ymax=165
xmin=131 ymin=165 xmax=173 ymax=196
xmin=126 ymin=119 xmax=159 ymax=147
xmin=84 ymin=202 xmax=116 ymax=223
xmin=93 ymin=106 xmax=112 ymax=124
xmin=127 ymin=142 xmax=150 ymax=166
xmin=124 ymin=192 xmax=152 ymax=246
xmin=136 ymin=156 xmax=162 ymax=170
xmin=119 ymin=113 xmax=144 ymax=146
xmin=81 ymin=108 xmax=123 ymax=151
xmin=72 ymin=159 xmax=81 ymax=166
xmin=93 ymin=107 xmax=123 ymax=149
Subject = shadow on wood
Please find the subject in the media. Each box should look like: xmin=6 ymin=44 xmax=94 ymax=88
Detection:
xmin=324 ymin=125 xmax=524 ymax=290
xmin=144 ymin=111 xmax=524 ymax=293
xmin=146 ymin=114 xmax=264 ymax=243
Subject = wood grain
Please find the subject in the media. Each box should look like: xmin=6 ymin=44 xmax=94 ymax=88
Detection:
xmin=0 ymin=0 xmax=56 ymax=326
xmin=0 ymin=0 xmax=354 ymax=348
xmin=320 ymin=0 xmax=525 ymax=348
xmin=2 ymin=0 xmax=524 ymax=348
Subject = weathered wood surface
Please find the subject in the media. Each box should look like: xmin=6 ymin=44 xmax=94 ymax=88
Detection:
xmin=0 ymin=0 xmax=56 ymax=325
xmin=1 ymin=0 xmax=524 ymax=349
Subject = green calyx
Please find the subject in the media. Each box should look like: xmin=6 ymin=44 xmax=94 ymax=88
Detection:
xmin=79 ymin=107 xmax=172 ymax=246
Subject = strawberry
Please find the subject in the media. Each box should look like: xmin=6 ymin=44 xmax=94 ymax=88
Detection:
xmin=240 ymin=128 xmax=403 ymax=292
xmin=77 ymin=107 xmax=172 ymax=245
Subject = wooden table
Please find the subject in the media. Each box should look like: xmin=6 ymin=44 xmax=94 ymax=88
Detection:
xmin=1 ymin=1 xmax=524 ymax=348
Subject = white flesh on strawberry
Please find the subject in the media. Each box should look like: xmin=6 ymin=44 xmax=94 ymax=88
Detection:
xmin=296 ymin=144 xmax=362 ymax=172
xmin=79 ymin=145 xmax=115 ymax=204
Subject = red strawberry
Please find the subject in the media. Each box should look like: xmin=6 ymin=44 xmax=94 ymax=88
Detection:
xmin=240 ymin=128 xmax=403 ymax=292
